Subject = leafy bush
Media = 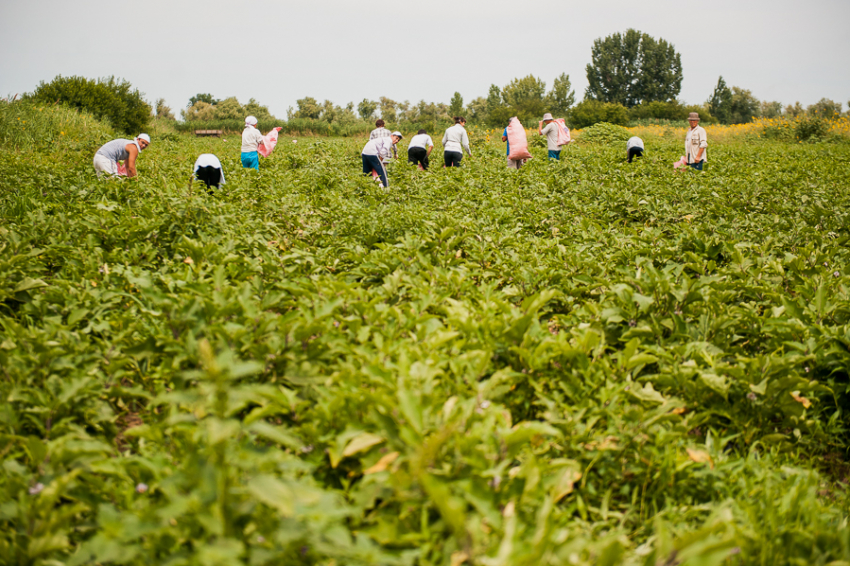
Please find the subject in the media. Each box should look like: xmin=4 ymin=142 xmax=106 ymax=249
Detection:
xmin=796 ymin=116 xmax=830 ymax=142
xmin=27 ymin=75 xmax=150 ymax=135
xmin=569 ymin=100 xmax=629 ymax=129
xmin=576 ymin=121 xmax=631 ymax=143
xmin=629 ymin=101 xmax=717 ymax=125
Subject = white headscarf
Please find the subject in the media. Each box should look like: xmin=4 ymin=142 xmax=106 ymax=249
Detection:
xmin=245 ymin=116 xmax=258 ymax=128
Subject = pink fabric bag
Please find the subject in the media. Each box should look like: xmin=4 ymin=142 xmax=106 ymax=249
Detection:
xmin=553 ymin=118 xmax=571 ymax=146
xmin=507 ymin=117 xmax=533 ymax=160
xmin=258 ymin=127 xmax=282 ymax=157
xmin=673 ymin=156 xmax=687 ymax=170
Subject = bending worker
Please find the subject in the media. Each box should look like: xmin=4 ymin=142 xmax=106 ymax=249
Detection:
xmin=241 ymin=116 xmax=265 ymax=170
xmin=93 ymin=134 xmax=150 ymax=178
xmin=362 ymin=131 xmax=402 ymax=188
xmin=626 ymin=136 xmax=644 ymax=163
xmin=407 ymin=129 xmax=434 ymax=170
xmin=538 ymin=113 xmax=562 ymax=160
xmin=194 ymin=153 xmax=225 ymax=194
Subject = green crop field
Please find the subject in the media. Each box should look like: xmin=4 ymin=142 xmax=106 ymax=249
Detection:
xmin=2 ymin=102 xmax=850 ymax=566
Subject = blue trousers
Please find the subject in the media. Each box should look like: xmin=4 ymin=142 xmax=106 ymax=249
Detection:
xmin=362 ymin=154 xmax=388 ymax=187
xmin=241 ymin=151 xmax=259 ymax=170
xmin=548 ymin=150 xmax=561 ymax=160
xmin=688 ymin=161 xmax=704 ymax=171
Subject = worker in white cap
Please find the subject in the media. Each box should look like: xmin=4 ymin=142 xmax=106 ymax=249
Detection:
xmin=362 ymin=131 xmax=402 ymax=188
xmin=92 ymin=134 xmax=150 ymax=178
xmin=538 ymin=113 xmax=562 ymax=160
xmin=241 ymin=116 xmax=264 ymax=170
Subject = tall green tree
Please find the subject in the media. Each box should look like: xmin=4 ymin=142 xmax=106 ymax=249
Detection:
xmin=546 ymin=73 xmax=576 ymax=116
xmin=379 ymin=97 xmax=398 ymax=123
xmin=807 ymin=98 xmax=841 ymax=118
xmin=154 ymin=98 xmax=175 ymax=120
xmin=708 ymin=76 xmax=733 ymax=124
xmin=585 ymin=29 xmax=682 ymax=107
xmin=448 ymin=92 xmax=464 ymax=118
xmin=466 ymin=97 xmax=488 ymax=124
xmin=293 ymin=97 xmax=322 ymax=120
xmin=502 ymin=75 xmax=547 ymax=124
xmin=188 ymin=93 xmax=218 ymax=108
xmin=358 ymin=99 xmax=378 ymax=121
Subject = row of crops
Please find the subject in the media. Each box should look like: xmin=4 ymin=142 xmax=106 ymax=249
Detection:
xmin=2 ymin=102 xmax=850 ymax=565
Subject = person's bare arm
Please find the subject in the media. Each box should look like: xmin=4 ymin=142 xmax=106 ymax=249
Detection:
xmin=426 ymin=144 xmax=433 ymax=157
xmin=125 ymin=144 xmax=139 ymax=177
xmin=501 ymin=135 xmax=507 ymax=142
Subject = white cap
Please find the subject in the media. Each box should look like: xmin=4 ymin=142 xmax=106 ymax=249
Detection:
xmin=392 ymin=131 xmax=403 ymax=138
xmin=245 ymin=116 xmax=258 ymax=126
xmin=137 ymin=133 xmax=151 ymax=144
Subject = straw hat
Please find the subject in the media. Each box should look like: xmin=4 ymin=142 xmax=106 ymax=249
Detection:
xmin=687 ymin=112 xmax=700 ymax=122
xmin=542 ymin=113 xmax=554 ymax=121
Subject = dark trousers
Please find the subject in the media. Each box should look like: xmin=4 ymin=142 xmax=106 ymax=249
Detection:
xmin=627 ymin=147 xmax=644 ymax=163
xmin=688 ymin=160 xmax=704 ymax=171
xmin=195 ymin=166 xmax=221 ymax=194
xmin=408 ymin=147 xmax=430 ymax=170
xmin=444 ymin=151 xmax=463 ymax=168
xmin=362 ymin=154 xmax=388 ymax=187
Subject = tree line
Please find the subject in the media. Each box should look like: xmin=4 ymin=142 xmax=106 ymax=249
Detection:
xmin=20 ymin=29 xmax=848 ymax=134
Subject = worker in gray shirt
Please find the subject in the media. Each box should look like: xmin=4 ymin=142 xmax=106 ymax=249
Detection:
xmin=93 ymin=134 xmax=150 ymax=178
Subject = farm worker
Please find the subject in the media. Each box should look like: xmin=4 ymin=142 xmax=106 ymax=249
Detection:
xmin=685 ymin=112 xmax=708 ymax=171
xmin=501 ymin=119 xmax=525 ymax=170
xmin=538 ymin=113 xmax=562 ymax=160
xmin=92 ymin=134 xmax=150 ymax=178
xmin=370 ymin=119 xmax=398 ymax=161
xmin=626 ymin=136 xmax=645 ymax=163
xmin=442 ymin=117 xmax=471 ymax=168
xmin=362 ymin=132 xmax=402 ymax=188
xmin=193 ymin=153 xmax=225 ymax=194
xmin=241 ymin=116 xmax=265 ymax=170
xmin=407 ymin=129 xmax=434 ymax=170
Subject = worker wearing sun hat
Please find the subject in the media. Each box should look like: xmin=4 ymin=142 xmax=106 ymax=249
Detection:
xmin=241 ymin=115 xmax=265 ymax=170
xmin=361 ymin=131 xmax=402 ymax=188
xmin=93 ymin=134 xmax=150 ymax=178
xmin=538 ymin=113 xmax=562 ymax=160
xmin=685 ymin=112 xmax=707 ymax=171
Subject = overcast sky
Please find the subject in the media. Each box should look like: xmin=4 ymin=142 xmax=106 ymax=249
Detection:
xmin=2 ymin=0 xmax=847 ymax=119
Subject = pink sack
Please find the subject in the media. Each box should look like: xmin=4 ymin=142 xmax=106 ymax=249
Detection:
xmin=116 ymin=163 xmax=127 ymax=176
xmin=673 ymin=156 xmax=687 ymax=170
xmin=507 ymin=117 xmax=533 ymax=160
xmin=553 ymin=118 xmax=571 ymax=145
xmin=258 ymin=127 xmax=282 ymax=157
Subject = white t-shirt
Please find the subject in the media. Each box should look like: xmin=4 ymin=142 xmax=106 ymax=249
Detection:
xmin=685 ymin=126 xmax=707 ymax=163
xmin=362 ymin=136 xmax=394 ymax=159
xmin=193 ymin=153 xmax=225 ymax=184
xmin=627 ymin=136 xmax=644 ymax=150
xmin=408 ymin=134 xmax=434 ymax=150
xmin=442 ymin=124 xmax=471 ymax=156
xmin=241 ymin=126 xmax=264 ymax=153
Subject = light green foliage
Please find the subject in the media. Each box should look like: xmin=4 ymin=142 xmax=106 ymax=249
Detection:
xmin=585 ymin=29 xmax=682 ymax=107
xmin=358 ymin=99 xmax=378 ymax=121
xmin=293 ymin=97 xmax=322 ymax=120
xmin=28 ymin=75 xmax=151 ymax=134
xmin=183 ymin=97 xmax=276 ymax=123
xmin=466 ymin=96 xmax=488 ymax=124
xmin=760 ymin=100 xmax=783 ymax=119
xmin=0 ymin=99 xmax=115 ymax=150
xmin=807 ymin=98 xmax=842 ymax=119
xmin=729 ymin=87 xmax=761 ymax=124
xmin=569 ymin=100 xmax=629 ymax=129
xmin=546 ymin=73 xmax=576 ymax=117
xmin=188 ymin=93 xmax=219 ymax=108
xmin=379 ymin=97 xmax=399 ymax=124
xmin=785 ymin=101 xmax=805 ymax=118
xmin=2 ymin=105 xmax=850 ymax=566
xmin=154 ymin=99 xmax=175 ymax=121
xmin=575 ymin=121 xmax=631 ymax=143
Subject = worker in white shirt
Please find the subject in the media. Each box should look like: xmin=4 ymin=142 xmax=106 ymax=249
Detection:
xmin=362 ymin=131 xmax=402 ymax=187
xmin=194 ymin=154 xmax=225 ymax=194
xmin=407 ymin=129 xmax=434 ymax=170
xmin=685 ymin=112 xmax=708 ymax=171
xmin=442 ymin=117 xmax=471 ymax=168
xmin=370 ymin=119 xmax=398 ymax=161
xmin=626 ymin=136 xmax=644 ymax=163
xmin=241 ymin=116 xmax=264 ymax=170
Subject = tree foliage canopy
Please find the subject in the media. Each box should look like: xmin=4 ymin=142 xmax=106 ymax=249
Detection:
xmin=29 ymin=75 xmax=151 ymax=134
xmin=585 ymin=29 xmax=682 ymax=107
